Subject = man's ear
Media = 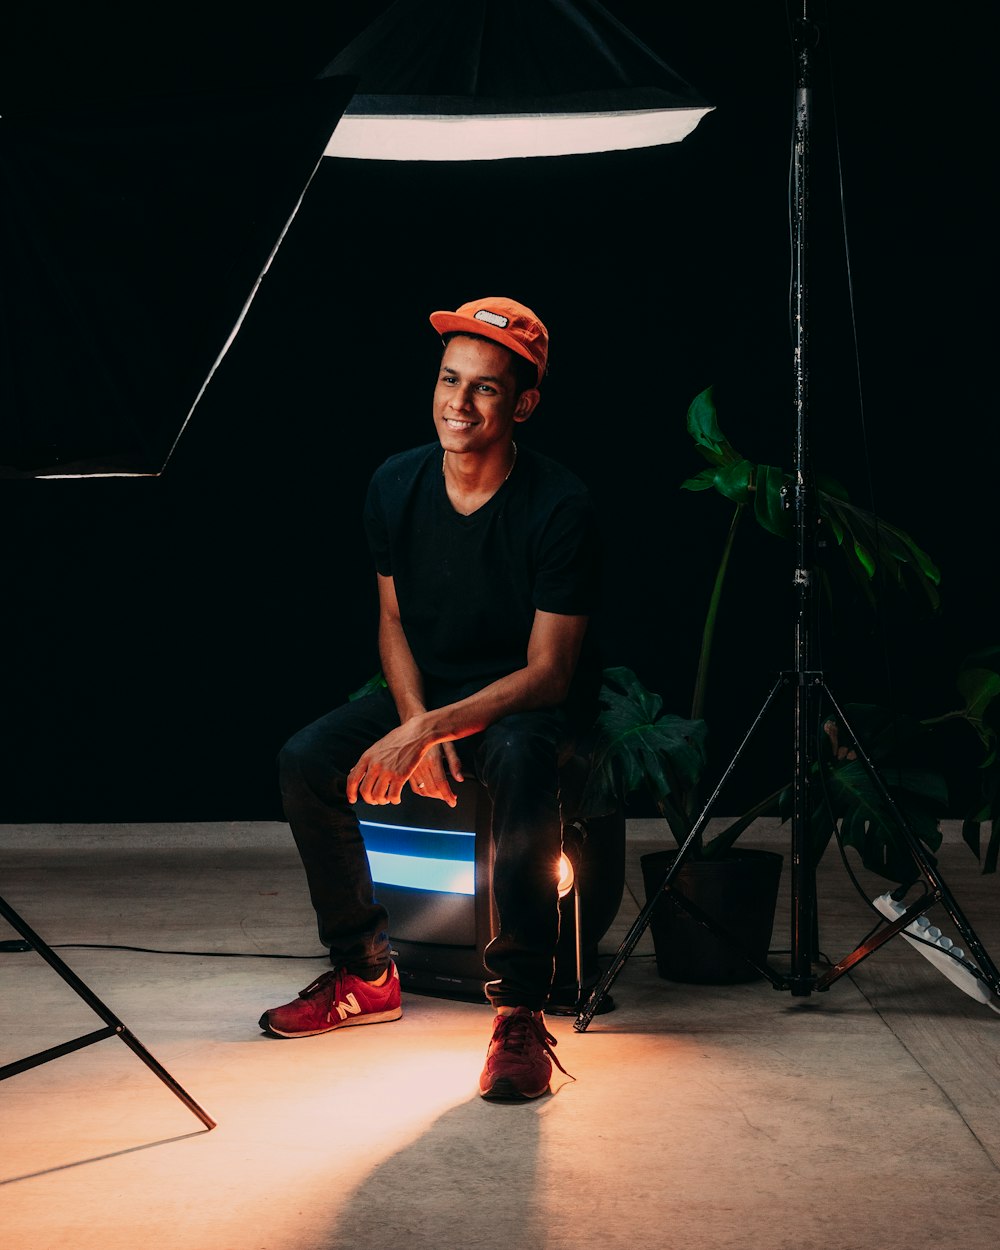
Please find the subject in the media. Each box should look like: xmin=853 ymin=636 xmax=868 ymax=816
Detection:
xmin=513 ymin=388 xmax=541 ymax=423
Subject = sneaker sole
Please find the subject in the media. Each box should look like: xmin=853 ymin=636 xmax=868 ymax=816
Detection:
xmin=259 ymin=1005 xmax=402 ymax=1039
xmin=479 ymin=1075 xmax=550 ymax=1101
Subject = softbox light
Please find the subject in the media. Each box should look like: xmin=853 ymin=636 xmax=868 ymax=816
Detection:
xmin=320 ymin=0 xmax=712 ymax=160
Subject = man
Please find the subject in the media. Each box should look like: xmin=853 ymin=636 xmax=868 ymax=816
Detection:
xmin=261 ymin=296 xmax=601 ymax=1101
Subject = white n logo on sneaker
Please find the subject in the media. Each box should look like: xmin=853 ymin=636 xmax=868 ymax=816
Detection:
xmin=334 ymin=993 xmax=362 ymax=1022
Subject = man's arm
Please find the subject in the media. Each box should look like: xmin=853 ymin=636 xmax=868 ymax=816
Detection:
xmin=347 ymin=575 xmax=589 ymax=807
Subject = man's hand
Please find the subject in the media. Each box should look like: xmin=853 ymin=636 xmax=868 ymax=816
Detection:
xmin=346 ymin=720 xmax=464 ymax=808
xmin=407 ymin=742 xmax=464 ymax=807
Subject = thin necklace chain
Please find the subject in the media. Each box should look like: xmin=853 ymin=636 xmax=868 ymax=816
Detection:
xmin=442 ymin=441 xmax=518 ymax=482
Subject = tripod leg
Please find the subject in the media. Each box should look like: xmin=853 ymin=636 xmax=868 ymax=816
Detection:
xmin=817 ymin=689 xmax=1000 ymax=994
xmin=816 ymin=891 xmax=937 ymax=986
xmin=575 ymin=676 xmax=786 ymax=1032
xmin=116 ymin=1027 xmax=217 ymax=1129
xmin=574 ymin=871 xmax=672 ymax=1032
xmin=0 ymin=893 xmax=217 ymax=1129
xmin=790 ymin=670 xmax=822 ymax=994
xmin=0 ymin=1027 xmax=118 ymax=1078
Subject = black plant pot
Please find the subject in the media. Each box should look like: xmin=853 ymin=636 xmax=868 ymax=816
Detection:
xmin=640 ymin=848 xmax=783 ymax=984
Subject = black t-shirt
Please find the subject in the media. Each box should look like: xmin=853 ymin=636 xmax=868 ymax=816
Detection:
xmin=363 ymin=442 xmax=601 ymax=719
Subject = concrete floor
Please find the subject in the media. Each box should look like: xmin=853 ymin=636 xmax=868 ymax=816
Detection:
xmin=1 ymin=818 xmax=999 ymax=1250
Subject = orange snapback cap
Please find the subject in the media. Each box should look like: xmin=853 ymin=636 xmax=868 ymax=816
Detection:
xmin=429 ymin=296 xmax=548 ymax=386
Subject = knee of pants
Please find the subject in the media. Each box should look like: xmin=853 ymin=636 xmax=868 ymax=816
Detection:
xmin=278 ymin=732 xmax=344 ymax=800
xmin=480 ymin=728 xmax=561 ymax=795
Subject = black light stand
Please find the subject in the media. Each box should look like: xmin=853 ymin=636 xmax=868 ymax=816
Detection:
xmin=0 ymin=894 xmax=216 ymax=1129
xmin=576 ymin=4 xmax=1000 ymax=1032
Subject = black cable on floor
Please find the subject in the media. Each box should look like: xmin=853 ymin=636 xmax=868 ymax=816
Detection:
xmin=15 ymin=942 xmax=327 ymax=960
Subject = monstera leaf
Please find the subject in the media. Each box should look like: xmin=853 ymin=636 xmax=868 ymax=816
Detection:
xmin=820 ymin=758 xmax=946 ymax=883
xmin=681 ymin=388 xmax=941 ymax=608
xmin=579 ymin=666 xmax=708 ymax=842
xmin=681 ymin=385 xmax=754 ymax=505
xmin=820 ymin=494 xmax=941 ymax=610
xmin=780 ymin=704 xmax=947 ymax=885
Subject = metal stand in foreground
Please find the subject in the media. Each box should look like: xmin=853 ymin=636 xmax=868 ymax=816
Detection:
xmin=576 ymin=6 xmax=1000 ymax=1033
xmin=0 ymin=892 xmax=216 ymax=1130
xmin=574 ymin=671 xmax=1000 ymax=1032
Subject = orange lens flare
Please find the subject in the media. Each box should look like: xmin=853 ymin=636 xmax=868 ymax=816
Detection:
xmin=557 ymin=853 xmax=575 ymax=899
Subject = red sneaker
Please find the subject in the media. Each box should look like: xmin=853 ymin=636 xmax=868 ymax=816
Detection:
xmin=478 ymin=1007 xmax=568 ymax=1101
xmin=259 ymin=963 xmax=402 ymax=1038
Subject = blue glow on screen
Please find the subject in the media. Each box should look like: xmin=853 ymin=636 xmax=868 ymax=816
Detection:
xmin=360 ymin=820 xmax=476 ymax=896
xmin=366 ymin=850 xmax=474 ymax=895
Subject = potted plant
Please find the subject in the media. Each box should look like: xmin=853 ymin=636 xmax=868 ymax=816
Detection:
xmin=580 ymin=387 xmax=1000 ymax=983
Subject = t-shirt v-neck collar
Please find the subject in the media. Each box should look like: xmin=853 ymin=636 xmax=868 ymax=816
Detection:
xmin=437 ymin=453 xmax=514 ymax=522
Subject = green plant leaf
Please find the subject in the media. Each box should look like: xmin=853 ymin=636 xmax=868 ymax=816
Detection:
xmin=753 ymin=464 xmax=792 ymax=538
xmin=825 ymin=759 xmax=945 ymax=882
xmin=680 ymin=467 xmax=719 ymax=492
xmin=579 ymin=667 xmax=708 ymax=844
xmin=777 ymin=705 xmax=946 ymax=883
xmin=714 ymin=458 xmax=754 ymax=505
xmin=685 ymin=387 xmax=745 ymax=467
xmin=853 ymin=539 xmax=876 ymax=579
xmin=825 ymin=512 xmax=845 ymax=545
xmin=702 ymin=786 xmax=784 ymax=859
xmin=686 ymin=387 xmax=724 ymax=462
xmin=349 ymin=671 xmax=388 ymax=700
xmin=682 ymin=389 xmax=941 ymax=612
xmin=819 ymin=494 xmax=941 ymax=610
xmin=817 ymin=705 xmax=945 ymax=882
xmin=682 ymin=459 xmax=754 ymax=503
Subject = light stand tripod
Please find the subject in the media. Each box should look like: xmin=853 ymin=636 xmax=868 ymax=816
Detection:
xmin=576 ymin=5 xmax=1000 ymax=1032
xmin=0 ymin=892 xmax=216 ymax=1128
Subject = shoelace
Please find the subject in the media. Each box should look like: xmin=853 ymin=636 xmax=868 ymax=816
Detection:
xmin=297 ymin=969 xmax=345 ymax=1022
xmin=494 ymin=1011 xmax=571 ymax=1077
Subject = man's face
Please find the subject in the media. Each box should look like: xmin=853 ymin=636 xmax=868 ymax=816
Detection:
xmin=433 ymin=336 xmax=538 ymax=457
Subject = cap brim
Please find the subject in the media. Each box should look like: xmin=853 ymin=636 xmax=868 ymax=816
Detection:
xmin=429 ymin=311 xmax=541 ymax=384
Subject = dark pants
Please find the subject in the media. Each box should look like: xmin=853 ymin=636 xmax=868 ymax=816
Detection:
xmin=278 ymin=687 xmax=574 ymax=1010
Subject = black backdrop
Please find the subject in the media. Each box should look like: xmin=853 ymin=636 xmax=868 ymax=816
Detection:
xmin=1 ymin=2 xmax=995 ymax=820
